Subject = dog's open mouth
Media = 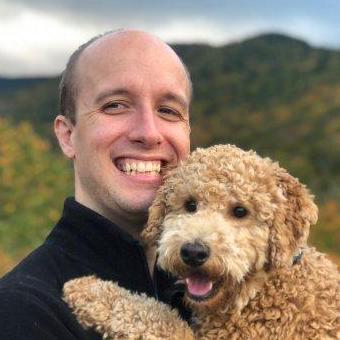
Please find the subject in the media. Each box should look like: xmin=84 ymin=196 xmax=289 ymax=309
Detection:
xmin=184 ymin=272 xmax=222 ymax=302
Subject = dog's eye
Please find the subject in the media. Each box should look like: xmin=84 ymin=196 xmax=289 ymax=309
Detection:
xmin=233 ymin=206 xmax=248 ymax=218
xmin=184 ymin=199 xmax=197 ymax=213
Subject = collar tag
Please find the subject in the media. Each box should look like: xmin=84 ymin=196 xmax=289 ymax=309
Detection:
xmin=292 ymin=248 xmax=304 ymax=265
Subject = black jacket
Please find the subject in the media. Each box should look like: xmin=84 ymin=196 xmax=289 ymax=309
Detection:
xmin=0 ymin=197 xmax=187 ymax=339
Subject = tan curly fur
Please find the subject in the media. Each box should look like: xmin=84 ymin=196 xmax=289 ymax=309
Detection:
xmin=63 ymin=144 xmax=339 ymax=339
xmin=63 ymin=276 xmax=194 ymax=339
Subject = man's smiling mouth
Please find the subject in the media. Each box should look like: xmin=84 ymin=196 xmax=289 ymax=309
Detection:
xmin=115 ymin=158 xmax=162 ymax=176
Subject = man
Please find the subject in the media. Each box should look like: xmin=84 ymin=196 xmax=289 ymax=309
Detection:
xmin=0 ymin=29 xmax=192 ymax=339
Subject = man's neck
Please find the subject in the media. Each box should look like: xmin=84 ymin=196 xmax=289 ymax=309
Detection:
xmin=74 ymin=195 xmax=156 ymax=274
xmin=74 ymin=195 xmax=146 ymax=239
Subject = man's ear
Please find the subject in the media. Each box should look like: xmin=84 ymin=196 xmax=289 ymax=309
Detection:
xmin=54 ymin=115 xmax=75 ymax=159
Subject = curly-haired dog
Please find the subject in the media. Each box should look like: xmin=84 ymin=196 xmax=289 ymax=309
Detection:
xmin=64 ymin=145 xmax=339 ymax=339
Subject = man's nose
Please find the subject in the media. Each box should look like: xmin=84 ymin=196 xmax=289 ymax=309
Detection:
xmin=128 ymin=106 xmax=163 ymax=147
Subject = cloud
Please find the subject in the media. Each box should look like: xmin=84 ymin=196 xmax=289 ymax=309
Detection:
xmin=1 ymin=0 xmax=340 ymax=76
xmin=3 ymin=0 xmax=340 ymax=34
xmin=0 ymin=6 xmax=96 ymax=76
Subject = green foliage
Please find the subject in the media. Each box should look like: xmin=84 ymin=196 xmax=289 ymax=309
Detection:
xmin=0 ymin=118 xmax=72 ymax=257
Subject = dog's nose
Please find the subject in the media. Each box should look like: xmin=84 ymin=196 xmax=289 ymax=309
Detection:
xmin=180 ymin=242 xmax=210 ymax=267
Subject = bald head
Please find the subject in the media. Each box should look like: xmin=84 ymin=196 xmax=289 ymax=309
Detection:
xmin=59 ymin=29 xmax=192 ymax=123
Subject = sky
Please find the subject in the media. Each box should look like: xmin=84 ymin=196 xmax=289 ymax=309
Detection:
xmin=1 ymin=0 xmax=340 ymax=77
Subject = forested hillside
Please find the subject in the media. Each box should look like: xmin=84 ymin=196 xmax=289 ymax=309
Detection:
xmin=0 ymin=33 xmax=339 ymax=272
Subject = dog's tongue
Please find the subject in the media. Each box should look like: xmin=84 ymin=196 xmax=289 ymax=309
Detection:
xmin=185 ymin=275 xmax=213 ymax=297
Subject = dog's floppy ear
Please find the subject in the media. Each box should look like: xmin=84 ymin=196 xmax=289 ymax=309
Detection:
xmin=268 ymin=168 xmax=318 ymax=268
xmin=142 ymin=186 xmax=167 ymax=247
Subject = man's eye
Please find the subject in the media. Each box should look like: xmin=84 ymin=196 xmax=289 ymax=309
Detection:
xmin=100 ymin=101 xmax=128 ymax=114
xmin=158 ymin=107 xmax=183 ymax=121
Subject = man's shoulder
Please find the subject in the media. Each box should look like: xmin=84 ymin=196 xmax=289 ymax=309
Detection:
xmin=0 ymin=278 xmax=89 ymax=339
xmin=0 ymin=265 xmax=98 ymax=339
xmin=0 ymin=263 xmax=67 ymax=323
xmin=0 ymin=269 xmax=59 ymax=301
xmin=1 ymin=245 xmax=60 ymax=287
xmin=0 ymin=244 xmax=80 ymax=339
xmin=0 ymin=273 xmax=59 ymax=316
xmin=1 ymin=236 xmax=90 ymax=291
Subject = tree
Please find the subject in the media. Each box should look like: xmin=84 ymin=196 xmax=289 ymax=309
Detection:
xmin=0 ymin=118 xmax=72 ymax=258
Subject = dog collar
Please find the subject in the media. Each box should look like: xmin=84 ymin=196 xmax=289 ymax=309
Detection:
xmin=292 ymin=248 xmax=304 ymax=265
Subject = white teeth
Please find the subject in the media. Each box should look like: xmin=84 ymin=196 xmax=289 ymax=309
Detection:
xmin=137 ymin=163 xmax=145 ymax=172
xmin=118 ymin=160 xmax=162 ymax=175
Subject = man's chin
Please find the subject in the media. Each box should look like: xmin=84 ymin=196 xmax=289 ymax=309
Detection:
xmin=112 ymin=193 xmax=155 ymax=220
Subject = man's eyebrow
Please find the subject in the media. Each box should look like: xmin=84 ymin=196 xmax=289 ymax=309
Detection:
xmin=162 ymin=92 xmax=189 ymax=109
xmin=95 ymin=88 xmax=130 ymax=105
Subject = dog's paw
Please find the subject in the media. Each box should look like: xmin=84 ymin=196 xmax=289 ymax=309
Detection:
xmin=63 ymin=276 xmax=119 ymax=332
xmin=63 ymin=276 xmax=194 ymax=339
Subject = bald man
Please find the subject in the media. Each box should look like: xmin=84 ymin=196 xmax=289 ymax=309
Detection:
xmin=0 ymin=30 xmax=192 ymax=340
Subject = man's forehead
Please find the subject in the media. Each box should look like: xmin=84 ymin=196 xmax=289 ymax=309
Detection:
xmin=75 ymin=31 xmax=191 ymax=99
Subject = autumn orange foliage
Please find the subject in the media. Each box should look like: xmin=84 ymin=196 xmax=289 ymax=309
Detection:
xmin=0 ymin=248 xmax=15 ymax=276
